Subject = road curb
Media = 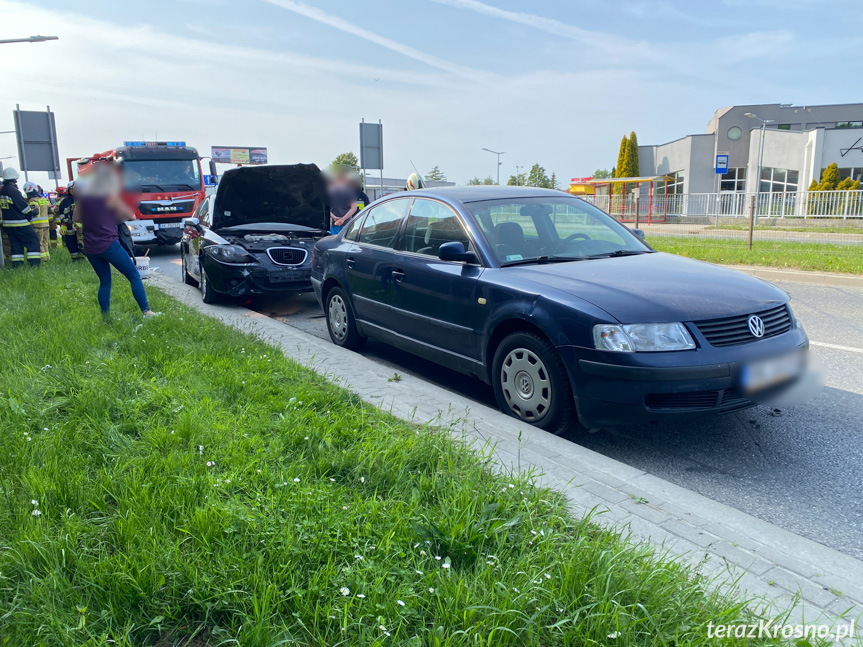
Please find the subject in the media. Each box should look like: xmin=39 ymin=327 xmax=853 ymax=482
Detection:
xmin=722 ymin=264 xmax=863 ymax=288
xmin=150 ymin=272 xmax=862 ymax=633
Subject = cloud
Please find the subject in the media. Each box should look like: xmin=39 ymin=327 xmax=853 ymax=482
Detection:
xmin=428 ymin=0 xmax=662 ymax=62
xmin=264 ymin=0 xmax=492 ymax=84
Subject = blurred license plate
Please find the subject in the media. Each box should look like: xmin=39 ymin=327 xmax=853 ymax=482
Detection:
xmin=740 ymin=351 xmax=803 ymax=394
xmin=270 ymin=272 xmax=299 ymax=283
xmin=158 ymin=222 xmax=183 ymax=229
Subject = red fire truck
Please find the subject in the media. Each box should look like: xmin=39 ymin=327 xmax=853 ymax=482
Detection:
xmin=67 ymin=141 xmax=206 ymax=247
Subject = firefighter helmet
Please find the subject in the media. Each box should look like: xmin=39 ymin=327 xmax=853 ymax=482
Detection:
xmin=406 ymin=172 xmax=425 ymax=191
xmin=1 ymin=167 xmax=20 ymax=181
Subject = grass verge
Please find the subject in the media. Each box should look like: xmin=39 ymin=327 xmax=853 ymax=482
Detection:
xmin=0 ymin=256 xmax=815 ymax=646
xmin=705 ymin=225 xmax=863 ymax=234
xmin=648 ymin=236 xmax=863 ymax=274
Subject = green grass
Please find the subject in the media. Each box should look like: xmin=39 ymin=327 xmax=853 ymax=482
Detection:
xmin=648 ymin=236 xmax=863 ymax=275
xmin=706 ymin=224 xmax=863 ymax=234
xmin=0 ymin=256 xmax=829 ymax=646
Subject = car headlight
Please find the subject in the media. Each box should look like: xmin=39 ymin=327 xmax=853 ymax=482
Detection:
xmin=206 ymin=245 xmax=256 ymax=265
xmin=593 ymin=323 xmax=696 ymax=352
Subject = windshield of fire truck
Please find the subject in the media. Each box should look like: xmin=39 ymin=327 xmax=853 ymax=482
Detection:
xmin=122 ymin=159 xmax=201 ymax=193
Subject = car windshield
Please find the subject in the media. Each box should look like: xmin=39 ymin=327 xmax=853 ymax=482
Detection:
xmin=123 ymin=159 xmax=201 ymax=193
xmin=465 ymin=196 xmax=651 ymax=266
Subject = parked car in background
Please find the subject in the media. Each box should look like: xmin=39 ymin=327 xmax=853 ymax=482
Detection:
xmin=311 ymin=187 xmax=808 ymax=433
xmin=181 ymin=164 xmax=329 ymax=303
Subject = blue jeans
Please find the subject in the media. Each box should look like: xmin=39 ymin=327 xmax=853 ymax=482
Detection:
xmin=85 ymin=240 xmax=149 ymax=313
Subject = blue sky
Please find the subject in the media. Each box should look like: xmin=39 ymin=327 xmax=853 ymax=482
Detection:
xmin=2 ymin=0 xmax=861 ymax=185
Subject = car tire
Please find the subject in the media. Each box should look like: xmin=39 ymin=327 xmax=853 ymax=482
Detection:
xmin=491 ymin=331 xmax=575 ymax=435
xmin=325 ymin=286 xmax=365 ymax=350
xmin=182 ymin=247 xmax=198 ymax=287
xmin=200 ymin=265 xmax=221 ymax=304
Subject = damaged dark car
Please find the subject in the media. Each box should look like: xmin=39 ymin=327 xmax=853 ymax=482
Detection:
xmin=180 ymin=164 xmax=329 ymax=303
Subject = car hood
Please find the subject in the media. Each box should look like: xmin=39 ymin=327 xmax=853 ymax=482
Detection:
xmin=505 ymin=252 xmax=788 ymax=323
xmin=212 ymin=164 xmax=328 ymax=231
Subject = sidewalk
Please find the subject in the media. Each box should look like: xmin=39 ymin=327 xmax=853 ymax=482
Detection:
xmin=151 ymin=273 xmax=862 ymax=635
xmin=721 ymin=264 xmax=863 ymax=289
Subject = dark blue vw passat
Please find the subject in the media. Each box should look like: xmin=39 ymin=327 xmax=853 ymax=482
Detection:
xmin=311 ymin=187 xmax=808 ymax=433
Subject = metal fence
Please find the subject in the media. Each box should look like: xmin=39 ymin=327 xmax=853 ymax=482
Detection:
xmin=578 ymin=190 xmax=863 ymax=271
xmin=581 ymin=190 xmax=863 ymax=223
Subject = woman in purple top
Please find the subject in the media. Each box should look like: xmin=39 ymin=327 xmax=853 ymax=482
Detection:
xmin=76 ymin=164 xmax=157 ymax=316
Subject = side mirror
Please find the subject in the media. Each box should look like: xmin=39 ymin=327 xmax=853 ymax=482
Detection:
xmin=439 ymin=241 xmax=479 ymax=264
xmin=631 ymin=228 xmax=645 ymax=240
xmin=185 ymin=217 xmax=203 ymax=232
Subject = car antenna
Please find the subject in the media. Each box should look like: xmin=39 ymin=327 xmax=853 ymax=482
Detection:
xmin=410 ymin=160 xmax=422 ymax=176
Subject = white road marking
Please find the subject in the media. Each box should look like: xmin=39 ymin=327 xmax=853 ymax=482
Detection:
xmin=810 ymin=341 xmax=863 ymax=354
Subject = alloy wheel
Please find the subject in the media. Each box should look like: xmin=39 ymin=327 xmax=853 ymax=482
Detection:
xmin=500 ymin=347 xmax=551 ymax=422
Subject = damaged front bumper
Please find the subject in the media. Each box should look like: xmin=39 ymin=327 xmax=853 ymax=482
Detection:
xmin=127 ymin=220 xmax=185 ymax=246
xmin=201 ymin=256 xmax=313 ymax=296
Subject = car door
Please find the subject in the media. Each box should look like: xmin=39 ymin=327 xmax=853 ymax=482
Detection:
xmin=343 ymin=198 xmax=410 ymax=330
xmin=387 ymin=198 xmax=482 ymax=362
xmin=184 ymin=197 xmax=210 ymax=280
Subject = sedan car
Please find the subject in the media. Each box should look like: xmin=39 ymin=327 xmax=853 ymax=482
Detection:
xmin=181 ymin=164 xmax=329 ymax=303
xmin=311 ymin=186 xmax=808 ymax=433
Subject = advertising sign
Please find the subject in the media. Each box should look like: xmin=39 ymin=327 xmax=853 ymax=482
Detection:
xmin=211 ymin=146 xmax=268 ymax=165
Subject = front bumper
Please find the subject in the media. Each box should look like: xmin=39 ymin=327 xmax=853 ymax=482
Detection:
xmin=202 ymin=257 xmax=313 ymax=297
xmin=557 ymin=329 xmax=809 ymax=428
xmin=127 ymin=220 xmax=184 ymax=246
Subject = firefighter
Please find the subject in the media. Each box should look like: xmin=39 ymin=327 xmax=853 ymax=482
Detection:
xmin=0 ymin=168 xmax=41 ymax=267
xmin=57 ymin=181 xmax=84 ymax=260
xmin=406 ymin=172 xmax=426 ymax=191
xmin=24 ymin=182 xmax=51 ymax=261
xmin=49 ymin=186 xmax=65 ymax=248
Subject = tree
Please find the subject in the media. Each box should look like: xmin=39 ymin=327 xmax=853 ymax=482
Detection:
xmin=425 ymin=165 xmax=447 ymax=182
xmin=806 ymin=162 xmax=862 ymax=215
xmin=623 ymin=131 xmax=640 ymax=178
xmin=507 ymin=173 xmax=527 ymax=186
xmin=331 ymin=152 xmax=358 ymax=170
xmin=467 ymin=175 xmax=496 ymax=185
xmin=527 ymin=163 xmax=551 ymax=188
xmin=613 ymin=136 xmax=628 ymax=194
xmin=593 ymin=168 xmax=612 ymax=179
xmin=550 ymin=171 xmax=559 ymax=191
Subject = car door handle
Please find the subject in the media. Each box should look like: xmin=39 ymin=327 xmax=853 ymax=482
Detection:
xmin=346 ymin=256 xmax=356 ymax=268
xmin=391 ymin=269 xmax=405 ymax=282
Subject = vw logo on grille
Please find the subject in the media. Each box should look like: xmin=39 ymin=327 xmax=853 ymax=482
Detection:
xmin=748 ymin=315 xmax=765 ymax=338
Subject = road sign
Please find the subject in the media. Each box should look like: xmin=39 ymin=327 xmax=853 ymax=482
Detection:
xmin=14 ymin=105 xmax=60 ymax=174
xmin=203 ymin=175 xmax=218 ymax=186
xmin=359 ymin=121 xmax=383 ymax=170
xmin=715 ymin=154 xmax=729 ymax=174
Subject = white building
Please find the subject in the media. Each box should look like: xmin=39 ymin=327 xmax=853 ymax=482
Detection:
xmin=638 ymin=103 xmax=863 ymax=197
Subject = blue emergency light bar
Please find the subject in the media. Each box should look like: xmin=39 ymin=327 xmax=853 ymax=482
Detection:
xmin=123 ymin=141 xmax=186 ymax=148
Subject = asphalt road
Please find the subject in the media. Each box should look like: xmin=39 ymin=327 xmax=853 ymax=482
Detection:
xmin=150 ymin=245 xmax=863 ymax=559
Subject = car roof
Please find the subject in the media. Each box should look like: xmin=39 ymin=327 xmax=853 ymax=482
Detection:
xmin=402 ymin=185 xmax=572 ymax=204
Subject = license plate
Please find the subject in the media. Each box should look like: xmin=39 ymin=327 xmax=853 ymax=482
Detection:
xmin=269 ymin=272 xmax=298 ymax=283
xmin=740 ymin=351 xmax=804 ymax=394
xmin=157 ymin=222 xmax=183 ymax=229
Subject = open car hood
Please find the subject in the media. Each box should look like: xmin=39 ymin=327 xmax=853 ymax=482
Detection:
xmin=212 ymin=164 xmax=329 ymax=231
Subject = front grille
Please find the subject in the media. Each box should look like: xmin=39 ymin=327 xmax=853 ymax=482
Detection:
xmin=266 ymin=247 xmax=308 ymax=266
xmin=138 ymin=200 xmax=195 ymax=215
xmin=645 ymin=388 xmax=753 ymax=412
xmin=694 ymin=305 xmax=791 ymax=347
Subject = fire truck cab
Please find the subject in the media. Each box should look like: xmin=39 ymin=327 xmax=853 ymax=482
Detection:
xmin=68 ymin=141 xmax=205 ymax=247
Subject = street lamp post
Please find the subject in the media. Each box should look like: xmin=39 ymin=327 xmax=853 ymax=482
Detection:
xmin=482 ymin=148 xmax=505 ymax=185
xmin=0 ymin=35 xmax=59 ymax=45
xmin=745 ymin=112 xmax=775 ymax=221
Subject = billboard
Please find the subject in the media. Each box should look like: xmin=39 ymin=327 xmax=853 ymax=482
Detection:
xmin=359 ymin=121 xmax=383 ymax=170
xmin=14 ymin=106 xmax=60 ymax=173
xmin=211 ymin=146 xmax=267 ymax=165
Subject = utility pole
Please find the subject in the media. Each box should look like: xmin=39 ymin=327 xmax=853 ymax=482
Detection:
xmin=482 ymin=148 xmax=505 ymax=185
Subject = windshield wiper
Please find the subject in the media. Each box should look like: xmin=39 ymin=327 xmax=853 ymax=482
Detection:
xmin=501 ymin=256 xmax=586 ymax=267
xmin=584 ymin=250 xmax=651 ymax=259
xmin=139 ymin=183 xmax=167 ymax=192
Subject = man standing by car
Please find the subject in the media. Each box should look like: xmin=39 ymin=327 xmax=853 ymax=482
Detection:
xmin=0 ymin=168 xmax=41 ymax=267
xmin=327 ymin=169 xmax=358 ymax=235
